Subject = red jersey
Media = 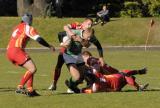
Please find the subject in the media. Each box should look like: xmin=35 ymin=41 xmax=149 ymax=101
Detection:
xmin=7 ymin=22 xmax=39 ymax=49
xmin=83 ymin=69 xmax=137 ymax=93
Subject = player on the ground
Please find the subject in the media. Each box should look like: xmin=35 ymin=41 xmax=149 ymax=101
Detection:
xmin=48 ymin=18 xmax=105 ymax=91
xmin=81 ymin=51 xmax=148 ymax=93
xmin=6 ymin=13 xmax=55 ymax=97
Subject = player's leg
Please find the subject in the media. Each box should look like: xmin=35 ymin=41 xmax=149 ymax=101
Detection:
xmin=122 ymin=68 xmax=147 ymax=76
xmin=18 ymin=59 xmax=39 ymax=96
xmin=125 ymin=76 xmax=149 ymax=91
xmin=48 ymin=52 xmax=64 ymax=90
xmin=65 ymin=64 xmax=81 ymax=93
xmin=49 ymin=32 xmax=66 ymax=90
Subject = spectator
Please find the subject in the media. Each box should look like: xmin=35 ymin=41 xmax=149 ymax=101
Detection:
xmin=94 ymin=5 xmax=110 ymax=26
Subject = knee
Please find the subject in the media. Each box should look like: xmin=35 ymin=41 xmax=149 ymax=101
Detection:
xmin=29 ymin=67 xmax=37 ymax=74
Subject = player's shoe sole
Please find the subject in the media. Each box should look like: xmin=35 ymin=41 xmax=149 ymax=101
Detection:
xmin=26 ymin=90 xmax=40 ymax=97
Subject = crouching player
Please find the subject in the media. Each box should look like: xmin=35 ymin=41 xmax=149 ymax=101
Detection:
xmin=81 ymin=51 xmax=149 ymax=93
xmin=6 ymin=13 xmax=55 ymax=97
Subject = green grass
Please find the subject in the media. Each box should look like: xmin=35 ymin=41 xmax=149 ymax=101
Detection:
xmin=0 ymin=50 xmax=160 ymax=108
xmin=1 ymin=17 xmax=160 ymax=48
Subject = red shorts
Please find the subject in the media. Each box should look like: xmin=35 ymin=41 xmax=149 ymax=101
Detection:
xmin=103 ymin=74 xmax=125 ymax=91
xmin=6 ymin=48 xmax=30 ymax=66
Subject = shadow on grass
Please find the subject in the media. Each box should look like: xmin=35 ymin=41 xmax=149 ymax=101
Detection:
xmin=0 ymin=87 xmax=15 ymax=92
xmin=122 ymin=88 xmax=160 ymax=92
xmin=1 ymin=87 xmax=160 ymax=96
xmin=47 ymin=88 xmax=160 ymax=96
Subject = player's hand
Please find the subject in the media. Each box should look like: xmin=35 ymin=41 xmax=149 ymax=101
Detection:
xmin=49 ymin=45 xmax=55 ymax=52
xmin=99 ymin=57 xmax=105 ymax=66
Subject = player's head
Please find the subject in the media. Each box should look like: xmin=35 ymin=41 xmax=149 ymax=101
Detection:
xmin=22 ymin=13 xmax=33 ymax=25
xmin=82 ymin=51 xmax=92 ymax=63
xmin=82 ymin=18 xmax=93 ymax=30
xmin=82 ymin=51 xmax=92 ymax=56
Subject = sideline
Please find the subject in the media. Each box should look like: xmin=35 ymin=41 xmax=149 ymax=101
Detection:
xmin=1 ymin=45 xmax=160 ymax=53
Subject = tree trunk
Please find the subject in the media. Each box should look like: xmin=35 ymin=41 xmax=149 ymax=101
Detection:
xmin=17 ymin=0 xmax=48 ymax=16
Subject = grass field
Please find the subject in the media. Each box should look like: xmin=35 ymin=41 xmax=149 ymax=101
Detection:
xmin=0 ymin=50 xmax=160 ymax=108
xmin=1 ymin=17 xmax=160 ymax=47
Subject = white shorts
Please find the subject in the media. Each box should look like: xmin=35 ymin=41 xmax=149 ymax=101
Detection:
xmin=63 ymin=53 xmax=84 ymax=65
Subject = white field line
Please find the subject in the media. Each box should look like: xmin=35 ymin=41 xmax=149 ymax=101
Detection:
xmin=6 ymin=71 xmax=48 ymax=77
xmin=1 ymin=45 xmax=160 ymax=51
xmin=6 ymin=71 xmax=20 ymax=74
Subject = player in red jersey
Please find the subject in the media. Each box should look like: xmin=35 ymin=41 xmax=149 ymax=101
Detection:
xmin=6 ymin=13 xmax=55 ymax=97
xmin=48 ymin=21 xmax=82 ymax=90
xmin=81 ymin=51 xmax=148 ymax=93
xmin=48 ymin=18 xmax=105 ymax=91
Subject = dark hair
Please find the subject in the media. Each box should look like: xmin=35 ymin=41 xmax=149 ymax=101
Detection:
xmin=82 ymin=51 xmax=92 ymax=56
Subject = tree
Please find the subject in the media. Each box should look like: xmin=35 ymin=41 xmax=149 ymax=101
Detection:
xmin=17 ymin=0 xmax=48 ymax=16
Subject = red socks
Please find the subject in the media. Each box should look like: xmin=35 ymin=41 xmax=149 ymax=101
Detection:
xmin=18 ymin=71 xmax=33 ymax=92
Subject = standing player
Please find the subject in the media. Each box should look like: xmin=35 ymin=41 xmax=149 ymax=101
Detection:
xmin=48 ymin=18 xmax=105 ymax=91
xmin=6 ymin=13 xmax=55 ymax=97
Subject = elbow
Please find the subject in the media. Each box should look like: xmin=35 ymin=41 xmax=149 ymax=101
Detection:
xmin=64 ymin=25 xmax=68 ymax=31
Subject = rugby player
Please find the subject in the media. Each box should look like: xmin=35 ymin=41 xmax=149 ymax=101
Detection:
xmin=81 ymin=51 xmax=148 ymax=93
xmin=48 ymin=18 xmax=105 ymax=91
xmin=6 ymin=13 xmax=55 ymax=97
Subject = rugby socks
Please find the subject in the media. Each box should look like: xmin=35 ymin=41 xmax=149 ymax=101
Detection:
xmin=122 ymin=68 xmax=147 ymax=76
xmin=68 ymin=77 xmax=82 ymax=88
xmin=67 ymin=77 xmax=80 ymax=93
xmin=69 ymin=77 xmax=78 ymax=87
xmin=27 ymin=74 xmax=34 ymax=92
xmin=54 ymin=68 xmax=62 ymax=82
xmin=18 ymin=71 xmax=33 ymax=89
xmin=53 ymin=53 xmax=64 ymax=81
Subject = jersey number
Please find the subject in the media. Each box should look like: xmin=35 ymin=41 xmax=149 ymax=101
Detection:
xmin=12 ymin=29 xmax=19 ymax=38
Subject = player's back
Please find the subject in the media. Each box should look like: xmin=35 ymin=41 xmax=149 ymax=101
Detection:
xmin=104 ymin=74 xmax=125 ymax=91
xmin=8 ymin=23 xmax=29 ymax=49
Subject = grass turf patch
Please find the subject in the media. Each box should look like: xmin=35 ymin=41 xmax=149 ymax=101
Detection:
xmin=0 ymin=50 xmax=160 ymax=108
xmin=1 ymin=17 xmax=160 ymax=48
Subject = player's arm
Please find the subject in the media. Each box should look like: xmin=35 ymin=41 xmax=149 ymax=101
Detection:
xmin=63 ymin=25 xmax=75 ymax=37
xmin=35 ymin=36 xmax=55 ymax=51
xmin=63 ymin=25 xmax=82 ymax=42
xmin=25 ymin=26 xmax=55 ymax=51
xmin=90 ymin=35 xmax=105 ymax=66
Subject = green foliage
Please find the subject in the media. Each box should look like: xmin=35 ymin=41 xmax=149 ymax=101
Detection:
xmin=149 ymin=3 xmax=160 ymax=17
xmin=121 ymin=2 xmax=142 ymax=17
xmin=1 ymin=17 xmax=160 ymax=48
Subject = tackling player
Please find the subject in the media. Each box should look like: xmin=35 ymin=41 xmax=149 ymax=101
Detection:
xmin=48 ymin=18 xmax=105 ymax=91
xmin=81 ymin=51 xmax=148 ymax=93
xmin=6 ymin=13 xmax=55 ymax=97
